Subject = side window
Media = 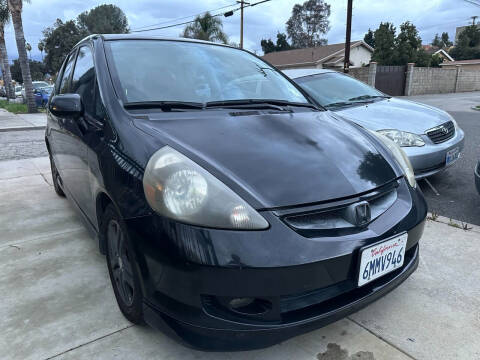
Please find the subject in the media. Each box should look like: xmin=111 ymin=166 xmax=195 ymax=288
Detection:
xmin=71 ymin=46 xmax=95 ymax=116
xmin=59 ymin=52 xmax=76 ymax=94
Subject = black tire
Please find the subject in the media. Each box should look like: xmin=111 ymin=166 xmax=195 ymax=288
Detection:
xmin=49 ymin=153 xmax=65 ymax=197
xmin=102 ymin=204 xmax=144 ymax=324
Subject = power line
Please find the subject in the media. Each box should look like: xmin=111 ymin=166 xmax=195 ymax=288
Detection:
xmin=130 ymin=2 xmax=238 ymax=31
xmin=131 ymin=0 xmax=274 ymax=34
xmin=462 ymin=0 xmax=480 ymax=7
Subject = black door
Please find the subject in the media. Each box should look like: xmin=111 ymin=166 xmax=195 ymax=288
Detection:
xmin=375 ymin=65 xmax=406 ymax=96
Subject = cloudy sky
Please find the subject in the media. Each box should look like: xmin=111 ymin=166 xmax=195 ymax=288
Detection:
xmin=3 ymin=0 xmax=478 ymax=60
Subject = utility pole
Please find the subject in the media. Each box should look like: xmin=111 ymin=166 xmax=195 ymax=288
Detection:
xmin=344 ymin=0 xmax=353 ymax=73
xmin=239 ymin=0 xmax=245 ymax=49
xmin=472 ymin=15 xmax=478 ymax=25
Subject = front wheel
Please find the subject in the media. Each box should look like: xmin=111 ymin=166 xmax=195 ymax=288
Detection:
xmin=103 ymin=204 xmax=144 ymax=324
xmin=49 ymin=153 xmax=65 ymax=197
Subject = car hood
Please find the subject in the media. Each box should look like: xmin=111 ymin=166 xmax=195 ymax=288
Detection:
xmin=133 ymin=110 xmax=397 ymax=209
xmin=335 ymin=97 xmax=452 ymax=134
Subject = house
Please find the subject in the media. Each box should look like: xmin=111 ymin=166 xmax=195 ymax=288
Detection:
xmin=422 ymin=45 xmax=454 ymax=62
xmin=440 ymin=59 xmax=480 ymax=70
xmin=261 ymin=40 xmax=373 ymax=70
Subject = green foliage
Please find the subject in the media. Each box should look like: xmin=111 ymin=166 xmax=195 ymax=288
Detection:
xmin=364 ymin=28 xmax=375 ymax=48
xmin=0 ymin=0 xmax=9 ymax=25
xmin=77 ymin=4 xmax=129 ymax=34
xmin=0 ymin=99 xmax=28 ymax=113
xmin=41 ymin=19 xmax=87 ymax=74
xmin=11 ymin=58 xmax=46 ymax=82
xmin=432 ymin=33 xmax=442 ymax=48
xmin=261 ymin=32 xmax=292 ymax=54
xmin=286 ymin=0 xmax=330 ymax=48
xmin=182 ymin=12 xmax=228 ymax=43
xmin=450 ymin=25 xmax=480 ymax=60
xmin=394 ymin=21 xmax=422 ymax=65
xmin=441 ymin=32 xmax=452 ymax=47
xmin=40 ymin=4 xmax=129 ymax=74
xmin=371 ymin=22 xmax=396 ymax=65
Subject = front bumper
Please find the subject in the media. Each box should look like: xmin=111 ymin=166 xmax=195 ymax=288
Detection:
xmin=404 ymin=127 xmax=465 ymax=179
xmin=125 ymin=180 xmax=427 ymax=350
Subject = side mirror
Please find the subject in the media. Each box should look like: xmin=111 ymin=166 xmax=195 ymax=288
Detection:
xmin=49 ymin=94 xmax=83 ymax=117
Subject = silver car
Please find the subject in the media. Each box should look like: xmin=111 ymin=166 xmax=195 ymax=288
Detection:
xmin=284 ymin=69 xmax=465 ymax=179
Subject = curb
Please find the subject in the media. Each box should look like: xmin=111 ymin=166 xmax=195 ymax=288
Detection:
xmin=427 ymin=212 xmax=480 ymax=234
xmin=0 ymin=126 xmax=46 ymax=133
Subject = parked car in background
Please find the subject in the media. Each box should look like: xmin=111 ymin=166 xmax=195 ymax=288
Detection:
xmin=34 ymin=85 xmax=54 ymax=108
xmin=21 ymin=81 xmax=50 ymax=102
xmin=46 ymin=35 xmax=427 ymax=350
xmin=15 ymin=85 xmax=23 ymax=98
xmin=0 ymin=86 xmax=6 ymax=97
xmin=475 ymin=161 xmax=480 ymax=195
xmin=284 ymin=69 xmax=465 ymax=179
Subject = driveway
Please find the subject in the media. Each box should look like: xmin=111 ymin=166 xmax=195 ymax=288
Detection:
xmin=1 ymin=156 xmax=480 ymax=359
xmin=406 ymin=92 xmax=480 ymax=225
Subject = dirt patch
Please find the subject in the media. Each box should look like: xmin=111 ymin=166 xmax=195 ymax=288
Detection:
xmin=317 ymin=343 xmax=375 ymax=360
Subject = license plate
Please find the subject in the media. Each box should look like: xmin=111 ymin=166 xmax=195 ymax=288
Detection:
xmin=358 ymin=234 xmax=407 ymax=287
xmin=446 ymin=147 xmax=460 ymax=165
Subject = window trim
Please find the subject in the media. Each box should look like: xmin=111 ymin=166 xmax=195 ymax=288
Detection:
xmin=58 ymin=48 xmax=79 ymax=95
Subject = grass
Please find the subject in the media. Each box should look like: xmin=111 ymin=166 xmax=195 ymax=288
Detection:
xmin=0 ymin=99 xmax=28 ymax=114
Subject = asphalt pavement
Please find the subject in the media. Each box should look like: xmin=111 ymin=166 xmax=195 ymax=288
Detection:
xmin=406 ymin=92 xmax=480 ymax=225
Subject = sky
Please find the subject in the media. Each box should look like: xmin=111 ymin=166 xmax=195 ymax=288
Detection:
xmin=3 ymin=0 xmax=479 ymax=61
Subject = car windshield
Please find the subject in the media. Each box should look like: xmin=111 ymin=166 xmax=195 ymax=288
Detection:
xmin=105 ymin=40 xmax=308 ymax=105
xmin=15 ymin=86 xmax=22 ymax=91
xmin=295 ymin=72 xmax=386 ymax=108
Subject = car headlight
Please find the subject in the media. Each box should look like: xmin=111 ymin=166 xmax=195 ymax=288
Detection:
xmin=143 ymin=146 xmax=269 ymax=229
xmin=371 ymin=131 xmax=416 ymax=188
xmin=377 ymin=129 xmax=425 ymax=147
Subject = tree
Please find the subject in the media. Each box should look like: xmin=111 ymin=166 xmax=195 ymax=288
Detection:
xmin=11 ymin=58 xmax=46 ymax=82
xmin=38 ymin=40 xmax=44 ymax=60
xmin=77 ymin=4 xmax=129 ymax=34
xmin=364 ymin=28 xmax=375 ymax=48
xmin=415 ymin=48 xmax=432 ymax=67
xmin=431 ymin=33 xmax=442 ymax=48
xmin=0 ymin=0 xmax=13 ymax=99
xmin=371 ymin=22 xmax=396 ymax=65
xmin=286 ymin=0 xmax=330 ymax=48
xmin=181 ymin=12 xmax=228 ymax=43
xmin=261 ymin=32 xmax=292 ymax=54
xmin=394 ymin=21 xmax=422 ymax=65
xmin=441 ymin=32 xmax=452 ymax=47
xmin=449 ymin=24 xmax=480 ymax=60
xmin=41 ymin=19 xmax=87 ymax=74
xmin=432 ymin=32 xmax=452 ymax=48
xmin=8 ymin=0 xmax=36 ymax=112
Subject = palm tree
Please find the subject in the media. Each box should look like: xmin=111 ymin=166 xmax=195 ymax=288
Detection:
xmin=38 ymin=40 xmax=43 ymax=60
xmin=182 ymin=12 xmax=228 ymax=44
xmin=8 ymin=0 xmax=36 ymax=112
xmin=0 ymin=0 xmax=14 ymax=99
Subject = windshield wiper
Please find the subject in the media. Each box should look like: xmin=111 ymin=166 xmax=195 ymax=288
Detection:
xmin=348 ymin=94 xmax=390 ymax=101
xmin=324 ymin=101 xmax=355 ymax=108
xmin=124 ymin=101 xmax=204 ymax=111
xmin=205 ymin=99 xmax=319 ymax=110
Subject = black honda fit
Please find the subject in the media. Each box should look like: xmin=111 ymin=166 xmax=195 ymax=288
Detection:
xmin=46 ymin=34 xmax=427 ymax=350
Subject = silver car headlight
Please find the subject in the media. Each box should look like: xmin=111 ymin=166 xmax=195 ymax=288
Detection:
xmin=143 ymin=146 xmax=269 ymax=229
xmin=371 ymin=131 xmax=416 ymax=188
xmin=377 ymin=129 xmax=425 ymax=147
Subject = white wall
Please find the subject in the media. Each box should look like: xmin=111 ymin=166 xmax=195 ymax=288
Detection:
xmin=350 ymin=46 xmax=372 ymax=67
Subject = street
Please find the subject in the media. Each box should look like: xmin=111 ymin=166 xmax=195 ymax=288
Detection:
xmin=406 ymin=92 xmax=480 ymax=225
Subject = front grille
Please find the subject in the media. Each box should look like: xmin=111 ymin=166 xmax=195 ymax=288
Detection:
xmin=426 ymin=121 xmax=455 ymax=144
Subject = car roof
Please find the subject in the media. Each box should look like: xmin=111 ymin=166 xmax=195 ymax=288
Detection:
xmin=282 ymin=68 xmax=336 ymax=79
xmin=76 ymin=34 xmax=234 ymax=48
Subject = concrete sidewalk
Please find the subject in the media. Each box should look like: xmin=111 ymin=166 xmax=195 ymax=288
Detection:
xmin=0 ymin=108 xmax=47 ymax=132
xmin=1 ymin=157 xmax=480 ymax=360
